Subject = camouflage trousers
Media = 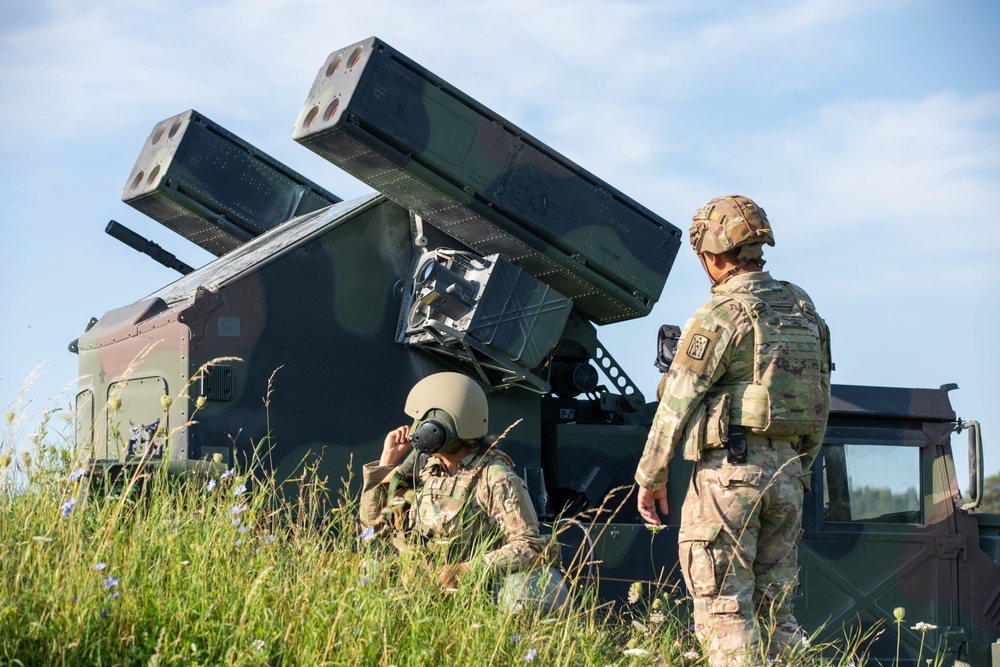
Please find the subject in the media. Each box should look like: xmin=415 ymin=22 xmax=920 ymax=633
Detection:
xmin=678 ymin=442 xmax=806 ymax=667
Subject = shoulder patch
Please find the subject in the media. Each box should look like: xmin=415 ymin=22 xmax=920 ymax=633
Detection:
xmin=672 ymin=324 xmax=722 ymax=377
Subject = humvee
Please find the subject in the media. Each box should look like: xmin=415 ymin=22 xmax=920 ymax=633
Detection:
xmin=72 ymin=37 xmax=998 ymax=665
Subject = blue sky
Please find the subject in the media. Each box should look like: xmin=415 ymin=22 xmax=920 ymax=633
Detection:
xmin=1 ymin=0 xmax=998 ymax=480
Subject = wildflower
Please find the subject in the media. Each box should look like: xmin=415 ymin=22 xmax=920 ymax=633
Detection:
xmin=628 ymin=581 xmax=643 ymax=604
xmin=233 ymin=484 xmax=247 ymax=496
xmin=161 ymin=395 xmax=172 ymax=410
xmin=103 ymin=576 xmax=120 ymax=589
xmin=181 ymin=560 xmax=190 ymax=566
xmin=20 ymin=452 xmax=32 ymax=468
xmin=361 ymin=526 xmax=375 ymax=542
xmin=893 ymin=607 xmax=906 ymax=621
xmin=632 ymin=620 xmax=649 ymax=632
xmin=525 ymin=648 xmax=537 ymax=662
xmin=649 ymin=611 xmax=665 ymax=624
xmin=251 ymin=639 xmax=265 ymax=652
xmin=60 ymin=497 xmax=77 ymax=518
xmin=109 ymin=397 xmax=122 ymax=412
xmin=911 ymin=622 xmax=937 ymax=632
xmin=109 ymin=592 xmax=119 ymax=601
xmin=235 ymin=539 xmax=244 ymax=546
xmin=229 ymin=504 xmax=247 ymax=515
xmin=69 ymin=467 xmax=86 ymax=482
xmin=31 ymin=536 xmax=53 ymax=543
xmin=510 ymin=633 xmax=521 ymax=644
xmin=196 ymin=396 xmax=207 ymax=410
xmin=237 ymin=524 xmax=249 ymax=535
xmin=206 ymin=479 xmax=217 ymax=492
xmin=360 ymin=576 xmax=372 ymax=585
xmin=220 ymin=469 xmax=234 ymax=480
xmin=231 ymin=518 xmax=242 ymax=527
xmin=211 ymin=452 xmax=222 ymax=464
xmin=0 ymin=454 xmax=10 ymax=468
xmin=94 ymin=562 xmax=106 ymax=571
xmin=263 ymin=534 xmax=275 ymax=542
xmin=623 ymin=648 xmax=649 ymax=656
xmin=682 ymin=650 xmax=700 ymax=659
xmin=100 ymin=608 xmax=109 ymax=618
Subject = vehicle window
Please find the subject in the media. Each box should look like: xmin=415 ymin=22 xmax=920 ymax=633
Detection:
xmin=822 ymin=443 xmax=921 ymax=524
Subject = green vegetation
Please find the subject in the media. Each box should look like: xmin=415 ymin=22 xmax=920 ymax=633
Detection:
xmin=0 ymin=405 xmax=910 ymax=666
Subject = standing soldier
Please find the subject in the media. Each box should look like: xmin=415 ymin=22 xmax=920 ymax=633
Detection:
xmin=634 ymin=195 xmax=832 ymax=666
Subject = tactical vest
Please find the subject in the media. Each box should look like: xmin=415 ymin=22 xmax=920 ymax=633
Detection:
xmin=409 ymin=451 xmax=512 ymax=561
xmin=714 ymin=280 xmax=828 ymax=437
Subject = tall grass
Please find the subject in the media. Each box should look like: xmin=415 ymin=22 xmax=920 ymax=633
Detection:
xmin=0 ymin=405 xmax=898 ymax=666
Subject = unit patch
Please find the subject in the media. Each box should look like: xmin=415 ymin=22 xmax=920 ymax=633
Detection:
xmin=673 ymin=323 xmax=722 ymax=377
xmin=688 ymin=334 xmax=711 ymax=360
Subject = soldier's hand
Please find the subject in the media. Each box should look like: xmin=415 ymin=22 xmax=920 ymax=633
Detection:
xmin=637 ymin=486 xmax=669 ymax=526
xmin=437 ymin=562 xmax=469 ymax=589
xmin=379 ymin=425 xmax=412 ymax=466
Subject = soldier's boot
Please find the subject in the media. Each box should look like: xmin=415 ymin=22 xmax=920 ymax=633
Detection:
xmin=692 ymin=596 xmax=765 ymax=667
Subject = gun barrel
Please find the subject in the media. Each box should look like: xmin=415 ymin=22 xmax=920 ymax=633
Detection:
xmin=106 ymin=220 xmax=195 ymax=275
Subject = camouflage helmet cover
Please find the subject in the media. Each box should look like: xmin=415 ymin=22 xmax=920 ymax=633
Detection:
xmin=689 ymin=195 xmax=775 ymax=262
xmin=404 ymin=372 xmax=489 ymax=440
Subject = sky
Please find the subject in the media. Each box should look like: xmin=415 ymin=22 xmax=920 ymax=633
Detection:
xmin=1 ymin=0 xmax=998 ymax=482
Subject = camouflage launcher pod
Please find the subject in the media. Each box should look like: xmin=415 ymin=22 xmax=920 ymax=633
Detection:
xmin=292 ymin=37 xmax=682 ymax=325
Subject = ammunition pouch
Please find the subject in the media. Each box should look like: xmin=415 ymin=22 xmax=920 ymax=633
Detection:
xmin=681 ymin=393 xmax=732 ymax=462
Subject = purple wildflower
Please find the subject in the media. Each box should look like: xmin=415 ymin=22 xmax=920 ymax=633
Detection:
xmin=109 ymin=591 xmax=119 ymax=601
xmin=60 ymin=497 xmax=76 ymax=518
xmin=94 ymin=562 xmax=106 ymax=571
xmin=229 ymin=504 xmax=247 ymax=516
xmin=361 ymin=526 xmax=375 ymax=542
xmin=237 ymin=524 xmax=249 ymax=535
xmin=360 ymin=576 xmax=372 ymax=585
xmin=70 ymin=467 xmax=86 ymax=482
xmin=100 ymin=608 xmax=109 ymax=618
xmin=220 ymin=469 xmax=234 ymax=480
xmin=231 ymin=518 xmax=242 ymax=527
xmin=263 ymin=534 xmax=275 ymax=542
xmin=235 ymin=538 xmax=243 ymax=546
xmin=510 ymin=634 xmax=521 ymax=644
xmin=103 ymin=576 xmax=120 ymax=589
xmin=206 ymin=479 xmax=217 ymax=492
xmin=233 ymin=484 xmax=247 ymax=496
xmin=525 ymin=648 xmax=537 ymax=662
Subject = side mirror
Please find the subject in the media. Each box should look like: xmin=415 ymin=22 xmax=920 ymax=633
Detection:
xmin=960 ymin=420 xmax=983 ymax=511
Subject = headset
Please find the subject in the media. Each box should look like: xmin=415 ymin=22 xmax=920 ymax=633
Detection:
xmin=410 ymin=409 xmax=465 ymax=455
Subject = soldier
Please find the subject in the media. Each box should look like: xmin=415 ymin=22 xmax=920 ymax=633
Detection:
xmin=634 ymin=196 xmax=832 ymax=666
xmin=360 ymin=371 xmax=568 ymax=612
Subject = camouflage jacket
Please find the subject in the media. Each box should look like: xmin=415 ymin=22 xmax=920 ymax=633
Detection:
xmin=635 ymin=271 xmax=831 ymax=490
xmin=359 ymin=448 xmax=548 ymax=576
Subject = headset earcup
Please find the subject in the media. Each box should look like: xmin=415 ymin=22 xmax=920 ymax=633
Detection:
xmin=412 ymin=419 xmax=447 ymax=454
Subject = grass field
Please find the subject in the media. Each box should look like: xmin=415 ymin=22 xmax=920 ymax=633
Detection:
xmin=0 ymin=404 xmax=918 ymax=666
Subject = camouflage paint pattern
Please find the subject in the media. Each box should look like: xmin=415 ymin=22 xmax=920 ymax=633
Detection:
xmin=292 ymin=37 xmax=683 ymax=324
xmin=123 ymin=109 xmax=340 ymax=256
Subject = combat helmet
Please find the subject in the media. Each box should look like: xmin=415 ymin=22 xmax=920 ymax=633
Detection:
xmin=689 ymin=195 xmax=774 ymax=264
xmin=404 ymin=372 xmax=488 ymax=454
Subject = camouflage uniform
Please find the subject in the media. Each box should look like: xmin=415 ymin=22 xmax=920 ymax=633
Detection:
xmin=360 ymin=446 xmax=567 ymax=610
xmin=636 ymin=271 xmax=831 ymax=667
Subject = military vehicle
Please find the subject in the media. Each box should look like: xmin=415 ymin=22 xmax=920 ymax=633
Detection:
xmin=72 ymin=37 xmax=998 ymax=666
